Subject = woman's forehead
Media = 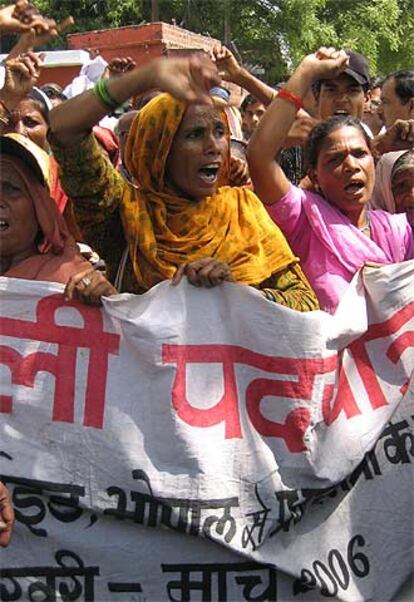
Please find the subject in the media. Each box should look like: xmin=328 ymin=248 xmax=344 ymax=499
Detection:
xmin=181 ymin=104 xmax=223 ymax=126
xmin=16 ymin=99 xmax=44 ymax=118
xmin=0 ymin=159 xmax=27 ymax=186
xmin=321 ymin=125 xmax=368 ymax=150
xmin=1 ymin=160 xmax=20 ymax=178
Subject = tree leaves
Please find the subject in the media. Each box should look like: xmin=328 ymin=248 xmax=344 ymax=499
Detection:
xmin=7 ymin=0 xmax=412 ymax=80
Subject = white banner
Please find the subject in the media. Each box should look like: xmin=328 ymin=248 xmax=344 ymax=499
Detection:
xmin=0 ymin=262 xmax=413 ymax=601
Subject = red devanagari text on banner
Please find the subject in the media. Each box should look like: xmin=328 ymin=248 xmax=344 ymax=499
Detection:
xmin=0 ymin=294 xmax=119 ymax=428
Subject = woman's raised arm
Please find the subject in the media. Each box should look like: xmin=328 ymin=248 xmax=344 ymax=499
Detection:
xmin=247 ymin=48 xmax=349 ymax=205
xmin=49 ymin=56 xmax=220 ymax=145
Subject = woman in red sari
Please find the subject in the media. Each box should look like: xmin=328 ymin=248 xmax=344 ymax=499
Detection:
xmin=0 ymin=133 xmax=116 ymax=547
xmin=1 ymin=133 xmax=117 ymax=302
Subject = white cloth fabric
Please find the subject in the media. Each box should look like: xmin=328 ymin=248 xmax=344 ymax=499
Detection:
xmin=361 ymin=121 xmax=374 ymax=139
xmin=1 ymin=264 xmax=413 ymax=600
xmin=63 ymin=55 xmax=108 ymax=99
xmin=371 ymin=151 xmax=407 ymax=212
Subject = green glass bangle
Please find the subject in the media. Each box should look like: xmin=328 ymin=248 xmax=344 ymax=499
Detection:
xmin=93 ymin=80 xmax=110 ymax=109
xmin=93 ymin=79 xmax=119 ymax=111
xmin=101 ymin=79 xmax=119 ymax=108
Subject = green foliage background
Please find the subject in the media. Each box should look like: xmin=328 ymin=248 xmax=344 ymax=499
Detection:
xmin=3 ymin=0 xmax=414 ymax=81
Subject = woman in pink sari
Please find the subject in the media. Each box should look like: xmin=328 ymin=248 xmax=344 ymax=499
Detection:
xmin=248 ymin=48 xmax=414 ymax=313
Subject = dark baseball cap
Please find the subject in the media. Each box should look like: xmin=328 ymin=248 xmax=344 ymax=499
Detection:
xmin=344 ymin=50 xmax=370 ymax=87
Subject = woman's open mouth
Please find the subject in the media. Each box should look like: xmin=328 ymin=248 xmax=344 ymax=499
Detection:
xmin=198 ymin=164 xmax=220 ymax=184
xmin=344 ymin=180 xmax=365 ymax=195
xmin=0 ymin=219 xmax=10 ymax=232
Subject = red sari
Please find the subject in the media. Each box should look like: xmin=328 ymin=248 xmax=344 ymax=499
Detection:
xmin=2 ymin=155 xmax=91 ymax=283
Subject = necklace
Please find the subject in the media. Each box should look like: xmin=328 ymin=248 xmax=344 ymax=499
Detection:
xmin=358 ymin=211 xmax=370 ymax=233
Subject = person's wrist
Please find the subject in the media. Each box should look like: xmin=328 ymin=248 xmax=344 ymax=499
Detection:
xmin=294 ymin=64 xmax=315 ymax=86
xmin=229 ymin=65 xmax=245 ymax=85
xmin=134 ymin=59 xmax=157 ymax=92
xmin=284 ymin=72 xmax=312 ymax=100
xmin=0 ymin=92 xmax=19 ymax=112
xmin=103 ymin=63 xmax=145 ymax=107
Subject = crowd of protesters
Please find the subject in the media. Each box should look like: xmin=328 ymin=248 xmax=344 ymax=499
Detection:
xmin=0 ymin=0 xmax=413 ymax=547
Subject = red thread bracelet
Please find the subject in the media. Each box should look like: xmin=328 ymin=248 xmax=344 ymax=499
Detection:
xmin=277 ymin=88 xmax=304 ymax=111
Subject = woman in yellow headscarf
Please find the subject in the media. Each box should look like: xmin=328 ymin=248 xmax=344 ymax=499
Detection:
xmin=49 ymin=55 xmax=318 ymax=311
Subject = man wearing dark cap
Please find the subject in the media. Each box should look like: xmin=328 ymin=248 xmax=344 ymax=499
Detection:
xmin=279 ymin=50 xmax=372 ymax=185
xmin=312 ymin=50 xmax=371 ymax=121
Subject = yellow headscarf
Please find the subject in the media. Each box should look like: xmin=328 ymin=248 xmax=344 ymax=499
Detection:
xmin=123 ymin=93 xmax=297 ymax=290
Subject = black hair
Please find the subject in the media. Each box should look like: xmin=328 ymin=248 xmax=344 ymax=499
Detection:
xmin=304 ymin=114 xmax=371 ymax=170
xmin=370 ymin=75 xmax=384 ymax=89
xmin=26 ymin=90 xmax=50 ymax=125
xmin=384 ymin=70 xmax=414 ymax=104
xmin=240 ymin=94 xmax=260 ymax=113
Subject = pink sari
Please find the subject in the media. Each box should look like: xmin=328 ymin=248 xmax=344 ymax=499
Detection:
xmin=267 ymin=185 xmax=414 ymax=313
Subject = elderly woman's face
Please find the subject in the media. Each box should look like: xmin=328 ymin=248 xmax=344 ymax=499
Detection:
xmin=312 ymin=125 xmax=374 ymax=218
xmin=5 ymin=99 xmax=48 ymax=150
xmin=0 ymin=164 xmax=39 ymax=260
xmin=392 ymin=167 xmax=414 ymax=225
xmin=165 ymin=105 xmax=228 ymax=201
